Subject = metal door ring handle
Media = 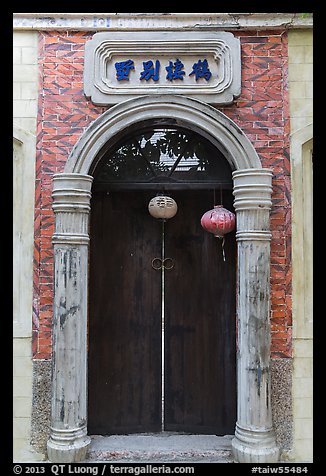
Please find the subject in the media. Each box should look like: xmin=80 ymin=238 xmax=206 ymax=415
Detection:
xmin=152 ymin=257 xmax=163 ymax=270
xmin=151 ymin=257 xmax=174 ymax=270
xmin=163 ymin=258 xmax=174 ymax=270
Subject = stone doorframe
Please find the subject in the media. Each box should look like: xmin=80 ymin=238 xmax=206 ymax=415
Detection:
xmin=47 ymin=95 xmax=279 ymax=463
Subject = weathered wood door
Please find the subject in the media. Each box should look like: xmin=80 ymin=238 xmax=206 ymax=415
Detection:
xmin=88 ymin=191 xmax=162 ymax=434
xmin=164 ymin=190 xmax=236 ymax=434
xmin=88 ymin=189 xmax=236 ymax=435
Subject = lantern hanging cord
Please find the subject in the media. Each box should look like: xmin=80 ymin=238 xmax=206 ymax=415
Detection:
xmin=213 ymin=188 xmax=223 ymax=206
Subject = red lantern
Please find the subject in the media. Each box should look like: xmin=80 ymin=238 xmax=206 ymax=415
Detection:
xmin=201 ymin=205 xmax=235 ymax=238
xmin=201 ymin=205 xmax=235 ymax=261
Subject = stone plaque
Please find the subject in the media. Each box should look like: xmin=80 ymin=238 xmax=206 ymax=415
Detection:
xmin=84 ymin=31 xmax=241 ymax=105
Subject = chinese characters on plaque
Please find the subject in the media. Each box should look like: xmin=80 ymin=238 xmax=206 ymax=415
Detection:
xmin=115 ymin=58 xmax=213 ymax=82
xmin=84 ymin=31 xmax=241 ymax=104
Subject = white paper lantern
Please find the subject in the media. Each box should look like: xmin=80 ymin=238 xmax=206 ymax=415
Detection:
xmin=148 ymin=195 xmax=178 ymax=220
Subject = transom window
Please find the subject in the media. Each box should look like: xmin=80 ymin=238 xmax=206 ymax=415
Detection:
xmin=93 ymin=126 xmax=232 ymax=190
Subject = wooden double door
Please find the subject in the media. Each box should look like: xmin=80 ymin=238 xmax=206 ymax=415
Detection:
xmin=88 ymin=190 xmax=236 ymax=435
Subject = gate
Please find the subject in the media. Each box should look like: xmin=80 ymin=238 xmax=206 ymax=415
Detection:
xmin=88 ymin=125 xmax=236 ymax=435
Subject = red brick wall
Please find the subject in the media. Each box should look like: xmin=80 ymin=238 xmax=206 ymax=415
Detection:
xmin=33 ymin=30 xmax=291 ymax=360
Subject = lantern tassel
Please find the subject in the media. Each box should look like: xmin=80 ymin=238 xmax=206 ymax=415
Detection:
xmin=221 ymin=236 xmax=226 ymax=262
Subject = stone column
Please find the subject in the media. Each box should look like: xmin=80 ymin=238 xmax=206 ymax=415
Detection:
xmin=47 ymin=173 xmax=93 ymax=462
xmin=231 ymin=169 xmax=279 ymax=463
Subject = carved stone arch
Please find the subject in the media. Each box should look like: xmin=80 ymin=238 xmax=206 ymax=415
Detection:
xmin=48 ymin=95 xmax=279 ymax=463
xmin=65 ymin=95 xmax=262 ymax=174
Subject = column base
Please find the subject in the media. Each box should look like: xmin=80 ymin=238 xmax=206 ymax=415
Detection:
xmin=232 ymin=423 xmax=279 ymax=463
xmin=47 ymin=427 xmax=91 ymax=463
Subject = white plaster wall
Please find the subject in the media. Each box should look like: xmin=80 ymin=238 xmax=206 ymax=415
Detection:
xmin=13 ymin=31 xmax=38 ymax=132
xmin=13 ymin=31 xmax=41 ymax=462
xmin=288 ymin=29 xmax=313 ymax=463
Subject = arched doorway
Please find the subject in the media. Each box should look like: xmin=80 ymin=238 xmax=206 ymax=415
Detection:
xmin=47 ymin=95 xmax=279 ymax=463
xmin=87 ymin=124 xmax=236 ymax=435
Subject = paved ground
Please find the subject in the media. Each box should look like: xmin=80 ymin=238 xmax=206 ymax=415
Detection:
xmin=85 ymin=433 xmax=234 ymax=463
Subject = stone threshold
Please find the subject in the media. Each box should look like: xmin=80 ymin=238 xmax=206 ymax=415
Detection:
xmin=85 ymin=433 xmax=234 ymax=463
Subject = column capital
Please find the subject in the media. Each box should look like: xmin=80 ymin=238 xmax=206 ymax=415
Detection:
xmin=52 ymin=173 xmax=93 ymax=213
xmin=232 ymin=168 xmax=273 ymax=212
xmin=233 ymin=168 xmax=273 ymax=242
xmin=52 ymin=173 xmax=93 ymax=245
